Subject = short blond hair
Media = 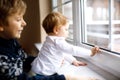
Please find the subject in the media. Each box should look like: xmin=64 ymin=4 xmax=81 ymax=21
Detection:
xmin=42 ymin=12 xmax=68 ymax=34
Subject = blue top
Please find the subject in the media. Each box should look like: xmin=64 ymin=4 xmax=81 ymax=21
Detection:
xmin=0 ymin=37 xmax=27 ymax=80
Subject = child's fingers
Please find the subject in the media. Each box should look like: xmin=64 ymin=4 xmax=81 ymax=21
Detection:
xmin=94 ymin=46 xmax=100 ymax=53
xmin=78 ymin=62 xmax=87 ymax=66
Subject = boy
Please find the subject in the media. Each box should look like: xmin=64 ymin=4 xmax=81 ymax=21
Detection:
xmin=31 ymin=12 xmax=100 ymax=80
xmin=0 ymin=0 xmax=27 ymax=79
xmin=0 ymin=0 xmax=66 ymax=80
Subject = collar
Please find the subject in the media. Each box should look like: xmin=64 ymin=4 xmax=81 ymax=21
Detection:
xmin=47 ymin=36 xmax=65 ymax=41
xmin=0 ymin=37 xmax=20 ymax=54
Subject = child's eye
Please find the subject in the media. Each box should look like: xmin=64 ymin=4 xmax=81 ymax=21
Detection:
xmin=17 ymin=18 xmax=22 ymax=21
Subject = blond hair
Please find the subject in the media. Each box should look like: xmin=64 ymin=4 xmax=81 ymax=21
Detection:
xmin=42 ymin=12 xmax=68 ymax=34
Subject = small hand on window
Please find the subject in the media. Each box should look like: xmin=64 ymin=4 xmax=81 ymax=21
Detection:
xmin=91 ymin=46 xmax=100 ymax=56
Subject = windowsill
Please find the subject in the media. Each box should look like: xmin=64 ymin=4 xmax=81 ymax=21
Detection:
xmin=77 ymin=57 xmax=120 ymax=80
xmin=103 ymin=50 xmax=120 ymax=58
xmin=58 ymin=62 xmax=106 ymax=80
xmin=58 ymin=56 xmax=120 ymax=80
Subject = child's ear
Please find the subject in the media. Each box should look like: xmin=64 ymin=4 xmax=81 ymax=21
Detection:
xmin=53 ymin=27 xmax=59 ymax=34
xmin=0 ymin=26 xmax=4 ymax=31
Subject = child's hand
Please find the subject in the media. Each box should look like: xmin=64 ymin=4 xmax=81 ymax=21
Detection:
xmin=91 ymin=46 xmax=100 ymax=56
xmin=72 ymin=60 xmax=87 ymax=66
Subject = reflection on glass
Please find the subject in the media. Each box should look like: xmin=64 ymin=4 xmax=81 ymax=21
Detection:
xmin=84 ymin=0 xmax=109 ymax=49
xmin=84 ymin=0 xmax=120 ymax=53
xmin=111 ymin=0 xmax=120 ymax=52
xmin=63 ymin=2 xmax=73 ymax=41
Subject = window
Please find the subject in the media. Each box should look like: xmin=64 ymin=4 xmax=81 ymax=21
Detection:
xmin=52 ymin=0 xmax=120 ymax=54
xmin=52 ymin=0 xmax=74 ymax=43
xmin=81 ymin=0 xmax=120 ymax=54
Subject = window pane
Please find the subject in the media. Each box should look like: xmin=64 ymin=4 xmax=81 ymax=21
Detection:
xmin=111 ymin=0 xmax=120 ymax=52
xmin=52 ymin=0 xmax=71 ymax=9
xmin=52 ymin=0 xmax=58 ymax=7
xmin=83 ymin=0 xmax=110 ymax=49
xmin=63 ymin=2 xmax=73 ymax=42
xmin=82 ymin=0 xmax=120 ymax=53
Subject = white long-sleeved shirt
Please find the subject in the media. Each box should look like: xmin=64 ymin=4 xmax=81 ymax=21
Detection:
xmin=31 ymin=36 xmax=91 ymax=75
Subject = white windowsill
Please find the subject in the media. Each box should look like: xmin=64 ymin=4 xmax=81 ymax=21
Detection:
xmin=58 ymin=63 xmax=106 ymax=80
xmin=58 ymin=56 xmax=120 ymax=80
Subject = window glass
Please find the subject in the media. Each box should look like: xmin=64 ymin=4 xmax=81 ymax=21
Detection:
xmin=82 ymin=0 xmax=120 ymax=53
xmin=63 ymin=2 xmax=73 ymax=41
xmin=112 ymin=0 xmax=120 ymax=52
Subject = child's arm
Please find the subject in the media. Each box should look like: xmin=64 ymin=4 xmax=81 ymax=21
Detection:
xmin=56 ymin=39 xmax=100 ymax=57
xmin=63 ymin=54 xmax=87 ymax=66
xmin=71 ymin=46 xmax=99 ymax=66
xmin=63 ymin=54 xmax=76 ymax=64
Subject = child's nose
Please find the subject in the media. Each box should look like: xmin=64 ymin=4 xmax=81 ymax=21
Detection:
xmin=22 ymin=19 xmax=27 ymax=27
